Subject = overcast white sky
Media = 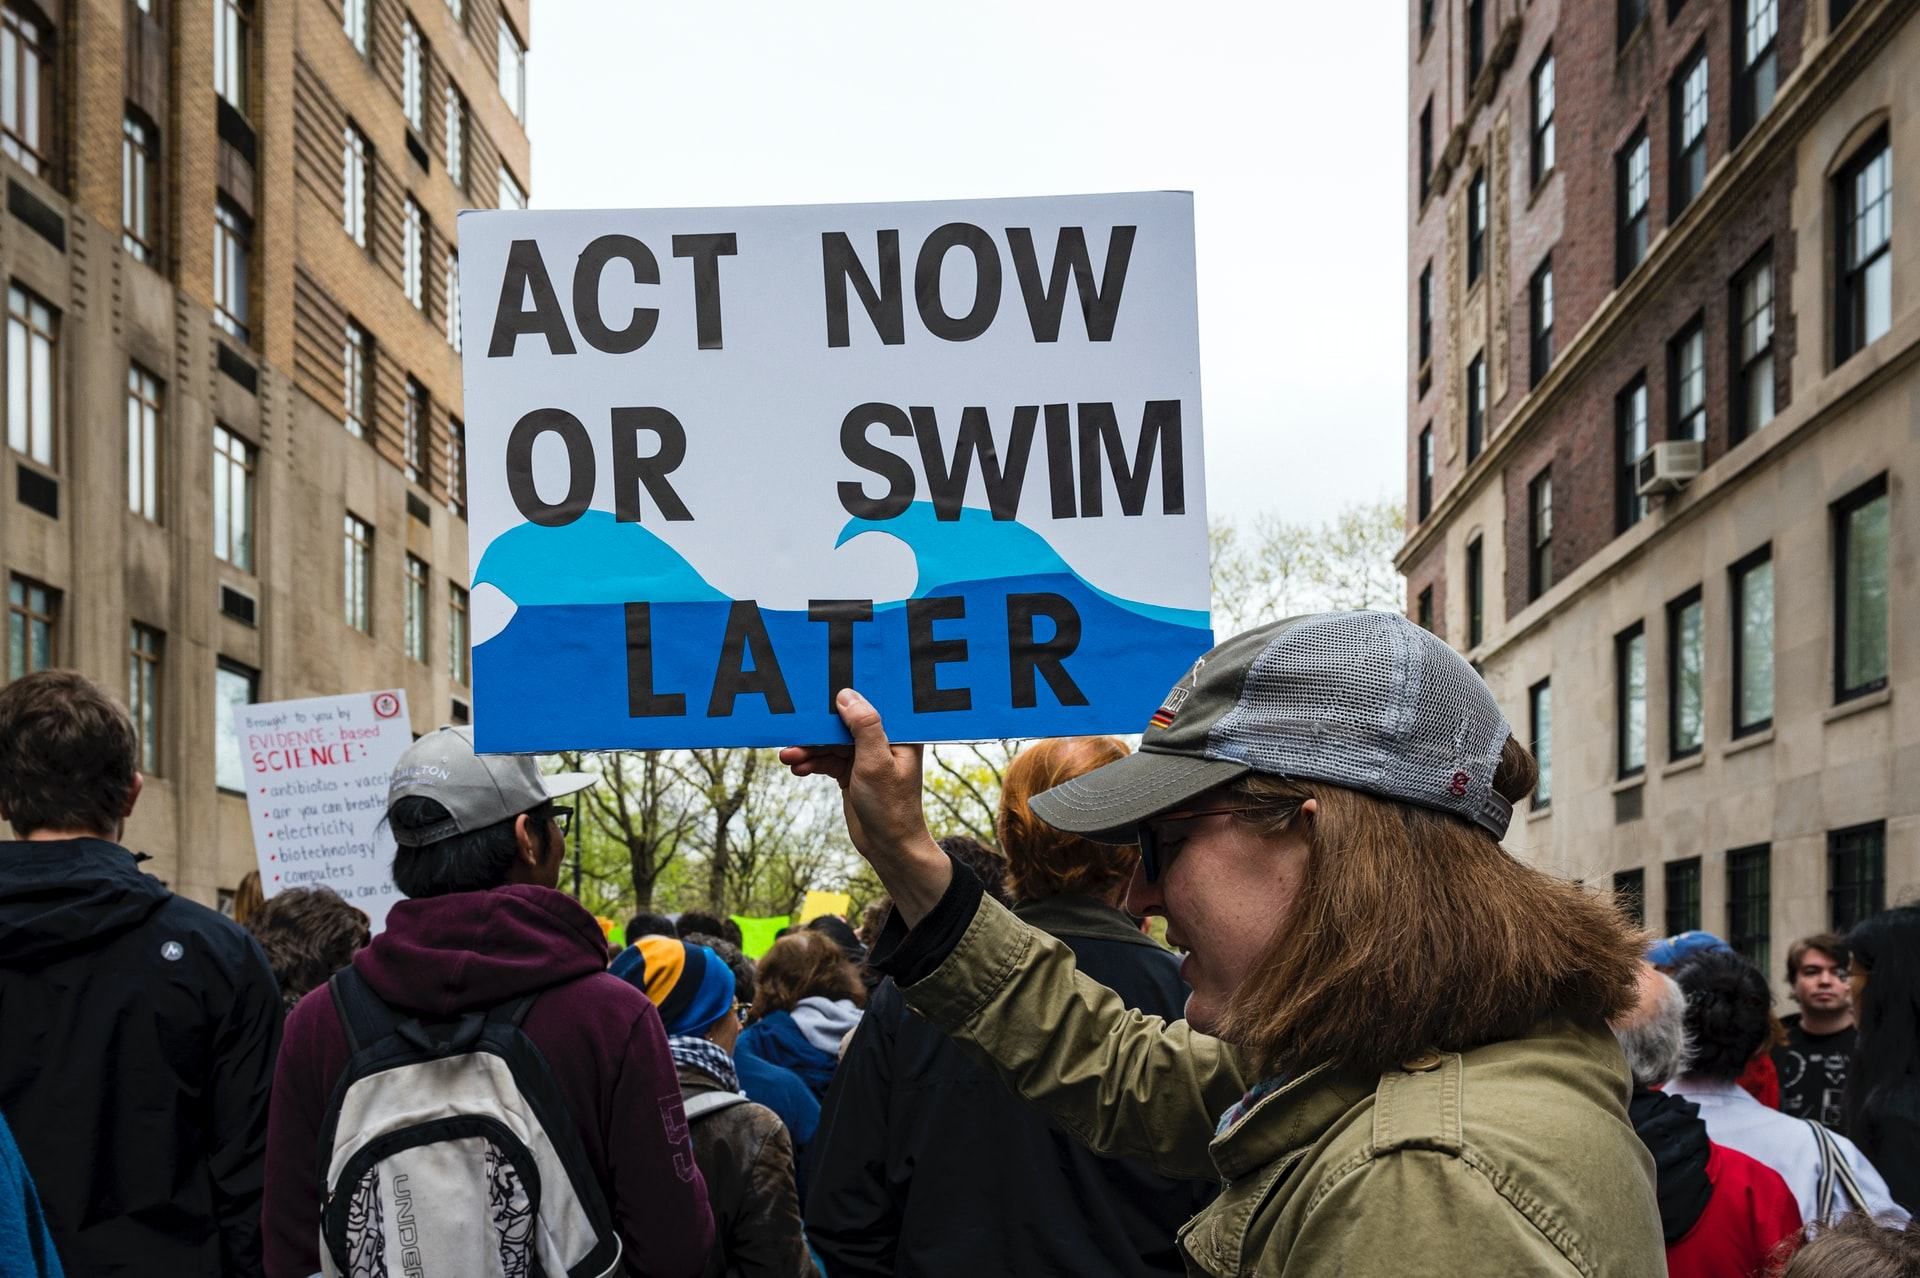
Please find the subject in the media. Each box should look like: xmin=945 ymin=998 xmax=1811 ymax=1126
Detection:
xmin=527 ymin=3 xmax=1409 ymax=528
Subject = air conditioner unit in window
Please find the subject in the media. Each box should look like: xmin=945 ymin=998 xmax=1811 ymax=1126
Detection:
xmin=1636 ymin=440 xmax=1705 ymax=497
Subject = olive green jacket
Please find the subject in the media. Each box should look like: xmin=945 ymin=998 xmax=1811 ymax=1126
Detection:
xmin=898 ymin=895 xmax=1664 ymax=1277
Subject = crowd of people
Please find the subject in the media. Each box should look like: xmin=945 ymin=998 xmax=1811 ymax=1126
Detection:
xmin=0 ymin=609 xmax=1915 ymax=1276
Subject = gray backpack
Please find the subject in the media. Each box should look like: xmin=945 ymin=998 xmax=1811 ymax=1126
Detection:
xmin=316 ymin=968 xmax=624 ymax=1278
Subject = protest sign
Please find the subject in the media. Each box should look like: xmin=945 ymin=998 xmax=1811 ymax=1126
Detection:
xmin=237 ymin=690 xmax=413 ymax=931
xmin=457 ymin=192 xmax=1212 ymax=752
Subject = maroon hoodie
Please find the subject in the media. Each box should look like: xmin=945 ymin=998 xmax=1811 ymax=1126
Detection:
xmin=263 ymin=884 xmax=714 ymax=1277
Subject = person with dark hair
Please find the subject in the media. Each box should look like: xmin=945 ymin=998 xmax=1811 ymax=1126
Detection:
xmin=1669 ymin=949 xmax=1904 ymax=1225
xmin=784 ymin=613 xmax=1666 ymax=1273
xmin=805 ymin=913 xmax=867 ymax=967
xmin=677 ymin=910 xmax=728 ymax=940
xmin=1775 ymin=934 xmax=1857 ymax=1131
xmin=1611 ymin=966 xmax=1803 ymax=1278
xmin=809 ymin=736 xmax=1215 ymax=1277
xmin=244 ymin=886 xmax=371 ymax=1011
xmin=934 ymin=834 xmax=1011 ymax=905
xmin=0 ymin=670 xmax=281 ymax=1277
xmin=262 ymin=726 xmax=713 ymax=1278
xmin=232 ymin=868 xmax=265 ymax=927
xmin=629 ymin=911 xmax=678 ymax=940
xmin=614 ymin=937 xmax=811 ymax=1277
xmin=1774 ymin=1212 xmax=1920 ymax=1277
xmin=1845 ymin=905 xmax=1920 ymax=1212
xmin=736 ymin=931 xmax=864 ymax=1101
xmin=685 ymin=933 xmax=822 ymax=1167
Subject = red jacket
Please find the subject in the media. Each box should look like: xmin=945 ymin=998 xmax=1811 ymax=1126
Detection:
xmin=263 ymin=885 xmax=714 ymax=1277
xmin=1737 ymin=1052 xmax=1780 ymax=1110
xmin=1665 ymin=1142 xmax=1802 ymax=1278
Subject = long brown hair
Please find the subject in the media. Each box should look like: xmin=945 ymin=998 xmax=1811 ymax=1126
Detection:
xmin=753 ymin=929 xmax=865 ymax=1019
xmin=1218 ymin=737 xmax=1643 ymax=1079
xmin=997 ymin=736 xmax=1135 ymax=903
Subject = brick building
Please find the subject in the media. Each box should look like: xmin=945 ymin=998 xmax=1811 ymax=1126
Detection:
xmin=0 ymin=0 xmax=531 ymax=908
xmin=1402 ymin=0 xmax=1916 ymax=971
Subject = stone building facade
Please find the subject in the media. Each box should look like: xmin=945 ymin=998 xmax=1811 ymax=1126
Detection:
xmin=0 ymin=0 xmax=530 ymax=907
xmin=1403 ymin=0 xmax=1916 ymax=972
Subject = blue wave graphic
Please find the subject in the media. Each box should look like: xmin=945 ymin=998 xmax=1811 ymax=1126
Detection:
xmin=473 ymin=510 xmax=727 ymax=607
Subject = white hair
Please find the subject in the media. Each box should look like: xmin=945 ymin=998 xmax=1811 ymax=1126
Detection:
xmin=1613 ymin=969 xmax=1695 ymax=1088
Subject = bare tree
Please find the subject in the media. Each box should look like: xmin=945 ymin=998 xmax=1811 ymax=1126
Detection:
xmin=923 ymin=740 xmax=1020 ymax=846
xmin=685 ymin=748 xmax=765 ymax=914
xmin=557 ymin=750 xmax=700 ymax=912
xmin=1210 ymin=498 xmax=1405 ymax=635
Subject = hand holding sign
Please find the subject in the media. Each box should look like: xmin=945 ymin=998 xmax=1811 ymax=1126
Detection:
xmin=458 ymin=192 xmax=1211 ymax=753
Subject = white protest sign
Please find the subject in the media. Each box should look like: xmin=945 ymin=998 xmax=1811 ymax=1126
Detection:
xmin=237 ymin=690 xmax=412 ymax=931
xmin=457 ymin=191 xmax=1211 ymax=753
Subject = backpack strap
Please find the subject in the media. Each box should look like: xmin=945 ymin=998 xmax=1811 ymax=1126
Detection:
xmin=682 ymin=1091 xmax=751 ymax=1122
xmin=1809 ymin=1120 xmax=1869 ymax=1215
xmin=489 ymin=992 xmax=539 ymax=1029
xmin=328 ymin=967 xmax=400 ymax=1054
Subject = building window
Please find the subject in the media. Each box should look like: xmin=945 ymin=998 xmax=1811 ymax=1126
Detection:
xmin=129 ymin=623 xmax=162 ymax=774
xmin=1832 ymin=474 xmax=1889 ymax=702
xmin=213 ymin=425 xmax=255 ymax=572
xmin=450 ymin=582 xmax=469 ymax=683
xmin=1529 ymin=256 xmax=1554 ymax=387
xmin=448 ymin=416 xmax=466 ymax=517
xmin=1731 ymin=545 xmax=1773 ymax=736
xmin=6 ymin=574 xmax=55 ymax=678
xmin=1828 ymin=821 xmax=1884 ymax=931
xmin=1531 ymin=52 xmax=1556 ymax=186
xmin=1529 ymin=678 xmax=1552 ymax=809
xmin=122 ymin=112 xmax=157 ymax=263
xmin=1419 ymin=99 xmax=1433 ymax=204
xmin=214 ymin=658 xmax=256 ymax=792
xmin=498 ymin=165 xmax=525 ymax=210
xmin=1417 ymin=427 xmax=1433 ymax=522
xmin=498 ymin=15 xmax=526 ymax=121
xmin=1614 ymin=868 xmax=1646 ymax=928
xmin=343 ymin=320 xmax=370 ymax=439
xmin=1417 ymin=263 xmax=1433 ymax=379
xmin=404 ymin=377 xmax=428 ymax=484
xmin=1616 ymin=374 xmax=1649 ymax=532
xmin=127 ymin=363 xmax=163 ymax=522
xmin=344 ymin=512 xmax=372 ymax=633
xmin=1835 ymin=130 xmax=1891 ymax=363
xmin=1 ymin=2 xmax=51 ymax=177
xmin=1665 ymin=857 xmax=1702 ymax=934
xmin=1528 ymin=468 xmax=1553 ymax=599
xmin=444 ymin=85 xmax=466 ymax=188
xmin=1736 ymin=0 xmax=1778 ymax=141
xmin=213 ymin=199 xmax=250 ymax=342
xmin=1668 ymin=587 xmax=1705 ymax=759
xmin=403 ymin=197 xmax=424 ymax=309
xmin=1670 ymin=318 xmax=1706 ymax=442
xmin=402 ymin=16 xmax=424 ymax=131
xmin=1617 ymin=622 xmax=1647 ymax=778
xmin=1467 ymin=168 xmax=1486 ymax=286
xmin=1466 ymin=536 xmax=1484 ymax=648
xmin=7 ymin=283 xmax=56 ymax=467
xmin=343 ymin=0 xmax=367 ymax=55
xmin=446 ymin=0 xmax=463 ymax=20
xmin=1422 ymin=0 xmax=1435 ymax=37
xmin=1726 ymin=846 xmax=1771 ymax=975
xmin=1466 ymin=0 xmax=1486 ymax=80
xmin=1671 ymin=50 xmax=1709 ymax=213
xmin=446 ymin=249 xmax=463 ymax=351
xmin=1618 ymin=129 xmax=1651 ymax=281
xmin=1466 ymin=353 xmax=1486 ymax=462
xmin=1830 ymin=0 xmax=1860 ymax=29
xmin=1416 ymin=586 xmax=1434 ymax=632
xmin=1733 ymin=250 xmax=1775 ymax=443
xmin=405 ymin=554 xmax=429 ymax=663
xmin=214 ymin=0 xmax=248 ymax=112
xmin=1620 ymin=0 xmax=1648 ymax=46
xmin=344 ymin=124 xmax=370 ymax=247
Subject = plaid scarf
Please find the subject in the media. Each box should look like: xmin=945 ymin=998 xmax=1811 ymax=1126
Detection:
xmin=1215 ymin=1075 xmax=1288 ymax=1136
xmin=668 ymin=1034 xmax=741 ymax=1094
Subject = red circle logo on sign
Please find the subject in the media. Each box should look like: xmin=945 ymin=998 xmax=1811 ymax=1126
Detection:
xmin=372 ymin=692 xmax=402 ymax=720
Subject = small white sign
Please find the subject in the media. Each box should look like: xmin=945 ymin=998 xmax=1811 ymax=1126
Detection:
xmin=236 ymin=690 xmax=413 ymax=931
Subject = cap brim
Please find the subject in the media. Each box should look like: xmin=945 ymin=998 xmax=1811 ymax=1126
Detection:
xmin=541 ymin=771 xmax=596 ymax=800
xmin=1029 ymin=750 xmax=1250 ymax=845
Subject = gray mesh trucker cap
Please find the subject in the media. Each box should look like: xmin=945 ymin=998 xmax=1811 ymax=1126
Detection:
xmin=386 ymin=725 xmax=594 ymax=847
xmin=1031 ymin=611 xmax=1517 ymax=843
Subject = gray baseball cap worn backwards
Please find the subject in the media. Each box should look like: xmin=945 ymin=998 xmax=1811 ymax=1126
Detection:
xmin=1031 ymin=611 xmax=1517 ymax=845
xmin=386 ymin=726 xmax=594 ymax=847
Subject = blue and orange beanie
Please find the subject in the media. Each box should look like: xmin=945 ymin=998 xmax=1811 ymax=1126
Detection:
xmin=612 ymin=935 xmax=736 ymax=1036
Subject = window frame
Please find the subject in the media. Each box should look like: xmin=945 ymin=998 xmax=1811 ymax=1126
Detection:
xmin=1726 ymin=845 xmax=1771 ymax=974
xmin=1467 ymin=167 xmax=1487 ymax=286
xmin=1529 ymin=677 xmax=1552 ymax=809
xmin=1618 ymin=128 xmax=1652 ymax=282
xmin=403 ymin=196 xmax=424 ymax=310
xmin=1666 ymin=586 xmax=1705 ymax=760
xmin=7 ymin=281 xmax=57 ymax=469
xmin=343 ymin=123 xmax=370 ymax=248
xmin=213 ymin=656 xmax=258 ymax=794
xmin=1831 ymin=472 xmax=1890 ymax=702
xmin=1669 ymin=315 xmax=1707 ymax=442
xmin=447 ymin=415 xmax=467 ymax=518
xmin=1419 ymin=99 xmax=1433 ymax=205
xmin=401 ymin=14 xmax=424 ymax=132
xmin=121 ymin=110 xmax=159 ymax=264
xmin=1730 ymin=544 xmax=1774 ymax=737
xmin=213 ymin=424 xmax=256 ymax=573
xmin=343 ymin=511 xmax=373 ymax=634
xmin=1619 ymin=0 xmax=1649 ymax=48
xmin=343 ymin=0 xmax=368 ymax=55
xmin=128 ymin=621 xmax=163 ymax=775
xmin=1416 ymin=586 xmax=1434 ymax=633
xmin=404 ymin=553 xmax=429 ymax=664
xmin=403 ymin=377 xmax=428 ymax=484
xmin=1531 ymin=51 xmax=1556 ymax=187
xmin=444 ymin=83 xmax=466 ymax=189
xmin=1528 ymin=467 xmax=1553 ymax=599
xmin=497 ymin=164 xmax=525 ymax=210
xmin=1664 ymin=856 xmax=1703 ymax=934
xmin=1 ymin=2 xmax=54 ymax=178
xmin=1731 ymin=247 xmax=1775 ymax=444
xmin=1466 ymin=352 xmax=1486 ymax=462
xmin=214 ymin=0 xmax=249 ymax=114
xmin=1466 ymin=535 xmax=1484 ymax=649
xmin=1467 ymin=0 xmax=1486 ymax=81
xmin=1417 ymin=426 xmax=1433 ymax=522
xmin=1529 ymin=255 xmax=1554 ymax=388
xmin=213 ymin=198 xmax=251 ymax=342
xmin=497 ymin=14 xmax=526 ymax=122
xmin=1670 ymin=47 xmax=1709 ymax=214
xmin=6 ymin=573 xmax=57 ymax=680
xmin=1834 ymin=128 xmax=1891 ymax=364
xmin=343 ymin=319 xmax=370 ymax=439
xmin=1827 ymin=821 xmax=1884 ymax=931
xmin=449 ymin=581 xmax=470 ymax=684
xmin=1734 ymin=0 xmax=1779 ymax=142
xmin=1616 ymin=621 xmax=1648 ymax=779
xmin=1616 ymin=373 xmax=1649 ymax=533
xmin=126 ymin=362 xmax=163 ymax=523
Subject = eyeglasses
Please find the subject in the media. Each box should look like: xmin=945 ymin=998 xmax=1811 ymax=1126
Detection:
xmin=549 ymin=805 xmax=573 ymax=840
xmin=1136 ymin=806 xmax=1264 ymax=883
xmin=735 ymin=1001 xmax=752 ymax=1025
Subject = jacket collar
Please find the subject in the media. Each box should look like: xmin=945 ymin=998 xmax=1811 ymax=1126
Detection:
xmin=1011 ymin=894 xmax=1163 ymax=950
xmin=1206 ymin=1061 xmax=1375 ymax=1182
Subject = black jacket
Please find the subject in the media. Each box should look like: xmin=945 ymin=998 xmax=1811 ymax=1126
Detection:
xmin=1628 ymin=1086 xmax=1713 ymax=1245
xmin=806 ymin=894 xmax=1215 ymax=1276
xmin=0 ymin=839 xmax=281 ymax=1276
